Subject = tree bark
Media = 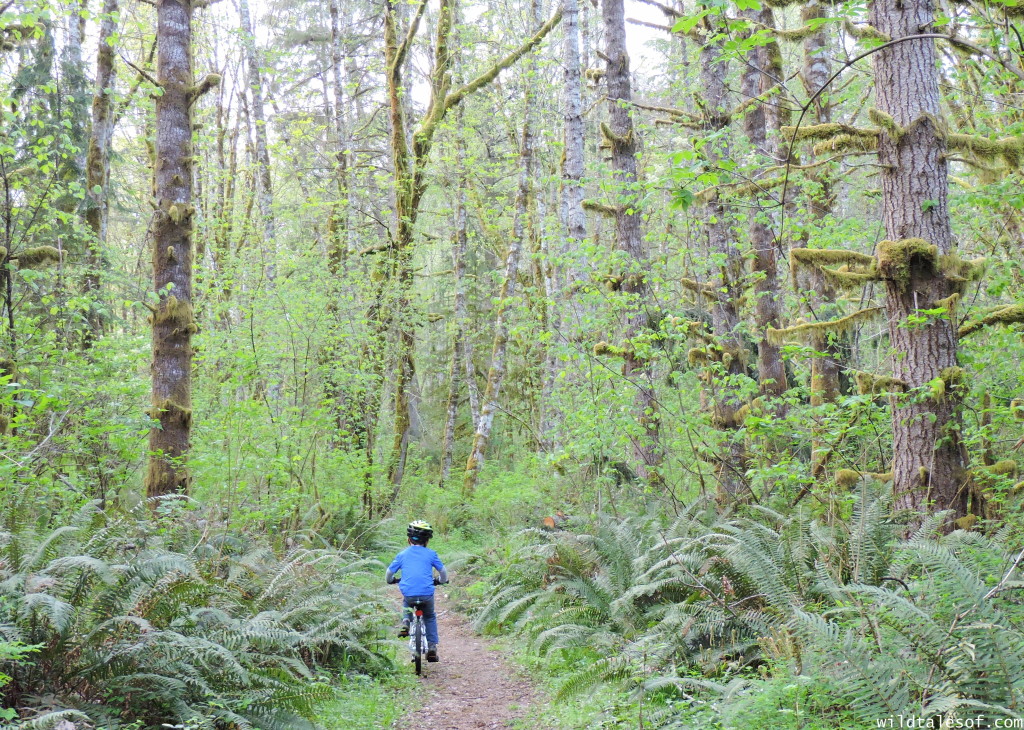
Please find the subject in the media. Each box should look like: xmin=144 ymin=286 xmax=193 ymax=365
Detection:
xmin=799 ymin=2 xmax=844 ymax=477
xmin=82 ymin=0 xmax=118 ymax=342
xmin=147 ymin=0 xmax=204 ymax=497
xmin=741 ymin=9 xmax=788 ymax=399
xmin=697 ymin=16 xmax=746 ymax=500
xmin=601 ymin=0 xmax=662 ymax=485
xmin=870 ymin=0 xmax=967 ymax=520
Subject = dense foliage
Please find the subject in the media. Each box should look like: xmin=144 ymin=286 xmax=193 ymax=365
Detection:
xmin=0 ymin=499 xmax=389 ymax=729
xmin=0 ymin=0 xmax=1023 ymax=724
xmin=471 ymin=486 xmax=1024 ymax=726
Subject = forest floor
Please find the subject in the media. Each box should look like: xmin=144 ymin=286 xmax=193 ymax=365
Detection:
xmin=391 ymin=595 xmax=540 ymax=730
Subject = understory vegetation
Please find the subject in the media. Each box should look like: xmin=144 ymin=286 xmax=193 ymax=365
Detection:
xmin=0 ymin=498 xmax=391 ymax=729
xmin=467 ymin=484 xmax=1024 ymax=727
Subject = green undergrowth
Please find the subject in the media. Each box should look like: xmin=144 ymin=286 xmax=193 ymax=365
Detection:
xmin=457 ymin=483 xmax=1024 ymax=728
xmin=0 ymin=496 xmax=395 ymax=729
xmin=315 ymin=671 xmax=418 ymax=730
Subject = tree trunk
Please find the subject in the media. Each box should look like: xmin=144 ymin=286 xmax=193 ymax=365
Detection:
xmin=238 ymin=0 xmax=275 ymax=277
xmin=463 ymin=0 xmax=541 ymax=496
xmin=147 ymin=0 xmax=204 ymax=498
xmin=82 ymin=0 xmax=118 ymax=342
xmin=741 ymin=9 xmax=787 ymax=399
xmin=601 ymin=0 xmax=662 ymax=484
xmin=328 ymin=0 xmax=354 ymax=268
xmin=698 ymin=17 xmax=746 ymax=500
xmin=799 ymin=2 xmax=844 ymax=477
xmin=870 ymin=0 xmax=967 ymax=519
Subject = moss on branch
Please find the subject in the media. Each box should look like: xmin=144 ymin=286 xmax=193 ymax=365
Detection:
xmin=854 ymin=371 xmax=907 ymax=395
xmin=947 ymin=133 xmax=1024 ymax=168
xmin=782 ymin=123 xmax=879 ymax=143
xmin=958 ymin=303 xmax=1024 ymax=337
xmin=767 ymin=307 xmax=881 ymax=346
xmin=842 ymin=18 xmax=890 ymax=41
xmin=876 ymin=238 xmax=938 ymax=288
xmin=14 ymin=246 xmax=63 ymax=268
xmin=582 ymin=199 xmax=620 ymax=218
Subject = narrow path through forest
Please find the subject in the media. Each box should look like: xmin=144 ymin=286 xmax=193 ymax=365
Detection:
xmin=391 ymin=595 xmax=539 ymax=730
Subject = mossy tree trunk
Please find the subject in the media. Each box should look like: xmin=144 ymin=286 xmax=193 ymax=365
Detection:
xmin=464 ymin=0 xmax=541 ymax=496
xmin=601 ymin=0 xmax=662 ymax=485
xmin=741 ymin=8 xmax=788 ymax=400
xmin=799 ymin=2 xmax=845 ymax=477
xmin=697 ymin=16 xmax=747 ymax=500
xmin=381 ymin=0 xmax=561 ymax=498
xmin=871 ymin=0 xmax=967 ymax=520
xmin=147 ymin=0 xmax=204 ymax=498
xmin=82 ymin=0 xmax=118 ymax=343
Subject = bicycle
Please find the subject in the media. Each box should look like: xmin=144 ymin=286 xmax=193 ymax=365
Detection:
xmin=390 ymin=577 xmax=447 ymax=676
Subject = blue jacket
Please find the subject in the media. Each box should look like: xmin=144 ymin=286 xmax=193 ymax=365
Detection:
xmin=386 ymin=545 xmax=447 ymax=597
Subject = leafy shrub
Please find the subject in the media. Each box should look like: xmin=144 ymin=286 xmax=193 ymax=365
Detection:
xmin=0 ymin=498 xmax=391 ymax=729
xmin=474 ymin=485 xmax=1024 ymax=726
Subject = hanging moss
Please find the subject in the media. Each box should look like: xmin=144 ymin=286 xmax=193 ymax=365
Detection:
xmin=813 ymin=133 xmax=880 ymax=156
xmin=772 ymin=23 xmax=829 ymax=41
xmin=790 ymin=248 xmax=878 ymax=289
xmin=932 ymin=293 xmax=960 ymax=314
xmin=782 ymin=122 xmax=879 ymax=143
xmin=791 ymin=248 xmax=876 ymax=270
xmin=867 ymin=108 xmax=904 ymax=140
xmin=947 ymin=133 xmax=1024 ymax=168
xmin=876 ymin=238 xmax=938 ymax=287
xmin=600 ymin=121 xmax=632 ymax=149
xmin=842 ymin=17 xmax=890 ymax=41
xmin=680 ymin=277 xmax=721 ymax=299
xmin=583 ymin=200 xmax=619 ymax=218
xmin=734 ymin=397 xmax=764 ymax=424
xmin=835 ymin=469 xmax=861 ymax=488
xmin=942 ymin=254 xmax=987 ymax=280
xmin=820 ymin=264 xmax=880 ymax=289
xmin=1011 ymin=398 xmax=1024 ymax=421
xmin=767 ymin=307 xmax=881 ymax=346
xmin=927 ymin=367 xmax=967 ymax=403
xmin=958 ymin=303 xmax=1024 ymax=337
xmin=14 ymin=246 xmax=63 ymax=269
xmin=189 ymin=73 xmax=222 ymax=102
xmin=0 ymin=247 xmax=7 ymax=260
xmin=149 ymin=399 xmax=193 ymax=427
xmin=594 ymin=341 xmax=627 ymax=358
xmin=835 ymin=469 xmax=893 ymax=487
xmin=984 ymin=460 xmax=1019 ymax=477
xmin=154 ymin=295 xmax=195 ymax=327
xmin=854 ymin=370 xmax=907 ymax=395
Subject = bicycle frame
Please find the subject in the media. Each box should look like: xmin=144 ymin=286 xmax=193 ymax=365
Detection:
xmin=406 ymin=601 xmax=427 ymax=675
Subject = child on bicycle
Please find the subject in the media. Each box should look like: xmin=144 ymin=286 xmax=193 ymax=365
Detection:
xmin=385 ymin=520 xmax=448 ymax=662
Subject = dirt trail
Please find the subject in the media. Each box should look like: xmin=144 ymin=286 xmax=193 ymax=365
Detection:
xmin=392 ymin=595 xmax=539 ymax=730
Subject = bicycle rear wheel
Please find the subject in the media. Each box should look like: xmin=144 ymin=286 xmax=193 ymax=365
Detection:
xmin=413 ymin=621 xmax=423 ymax=676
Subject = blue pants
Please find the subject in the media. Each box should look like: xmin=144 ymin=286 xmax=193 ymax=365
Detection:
xmin=403 ymin=594 xmax=438 ymax=646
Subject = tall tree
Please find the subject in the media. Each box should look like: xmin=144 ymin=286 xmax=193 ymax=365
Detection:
xmin=380 ymin=0 xmax=561 ymax=495
xmin=238 ymin=0 xmax=275 ymax=274
xmin=83 ymin=0 xmax=119 ymax=341
xmin=870 ymin=0 xmax=966 ymax=519
xmin=600 ymin=0 xmax=662 ymax=484
xmin=740 ymin=8 xmax=787 ymax=399
xmin=147 ymin=0 xmax=217 ymax=497
xmin=695 ymin=12 xmax=747 ymax=499
xmin=464 ymin=0 xmax=542 ymax=496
